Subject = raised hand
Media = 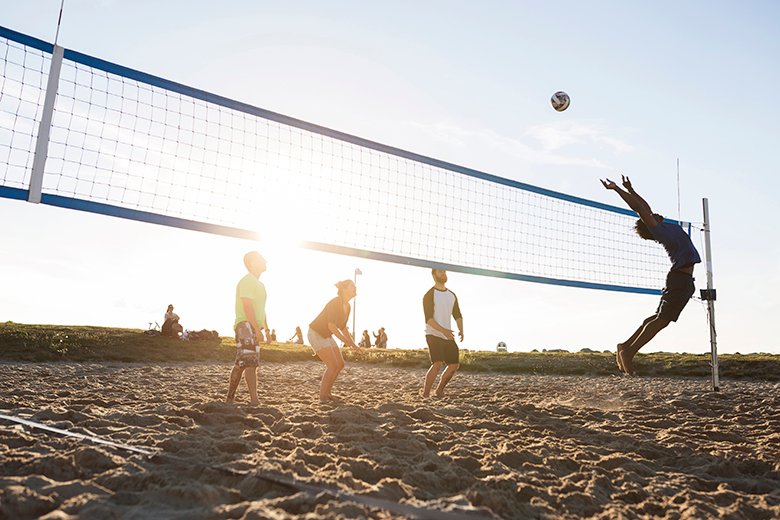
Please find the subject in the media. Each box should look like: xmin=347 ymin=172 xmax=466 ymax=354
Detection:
xmin=600 ymin=178 xmax=618 ymax=190
xmin=621 ymin=174 xmax=633 ymax=191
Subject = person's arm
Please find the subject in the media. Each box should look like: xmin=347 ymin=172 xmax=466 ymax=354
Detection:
xmin=241 ymin=297 xmax=263 ymax=345
xmin=329 ymin=322 xmax=361 ymax=349
xmin=600 ymin=175 xmax=657 ymax=228
xmin=426 ymin=318 xmax=454 ymax=340
xmin=452 ymin=294 xmax=464 ymax=341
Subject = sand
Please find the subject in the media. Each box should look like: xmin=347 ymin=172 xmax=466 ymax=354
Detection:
xmin=1 ymin=361 xmax=779 ymax=519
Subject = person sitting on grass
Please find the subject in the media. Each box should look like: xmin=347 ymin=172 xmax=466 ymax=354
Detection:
xmin=288 ymin=326 xmax=304 ymax=345
xmin=161 ymin=304 xmax=183 ymax=339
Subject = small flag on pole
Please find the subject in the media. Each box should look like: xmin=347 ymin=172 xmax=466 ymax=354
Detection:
xmin=355 ymin=268 xmax=362 ymax=275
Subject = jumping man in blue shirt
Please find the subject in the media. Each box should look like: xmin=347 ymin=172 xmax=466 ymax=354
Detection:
xmin=601 ymin=175 xmax=701 ymax=376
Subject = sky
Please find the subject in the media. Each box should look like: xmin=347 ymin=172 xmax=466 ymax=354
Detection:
xmin=1 ymin=1 xmax=778 ymax=354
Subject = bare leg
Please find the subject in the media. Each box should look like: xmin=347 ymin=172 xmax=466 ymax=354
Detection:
xmin=226 ymin=365 xmax=244 ymax=402
xmin=617 ymin=316 xmax=655 ymax=373
xmin=435 ymin=363 xmax=459 ymax=397
xmin=623 ymin=316 xmax=655 ymax=347
xmin=328 ymin=346 xmax=346 ymax=400
xmin=423 ymin=361 xmax=443 ymax=397
xmin=316 ymin=347 xmax=344 ymax=402
xmin=622 ymin=316 xmax=671 ymax=375
xmin=245 ymin=367 xmax=259 ymax=405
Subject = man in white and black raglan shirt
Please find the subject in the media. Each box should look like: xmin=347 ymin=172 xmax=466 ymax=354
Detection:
xmin=422 ymin=269 xmax=464 ymax=397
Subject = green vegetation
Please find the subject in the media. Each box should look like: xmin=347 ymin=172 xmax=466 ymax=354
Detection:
xmin=1 ymin=322 xmax=778 ymax=380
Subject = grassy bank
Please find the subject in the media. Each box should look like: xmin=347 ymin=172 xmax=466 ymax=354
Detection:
xmin=1 ymin=322 xmax=778 ymax=380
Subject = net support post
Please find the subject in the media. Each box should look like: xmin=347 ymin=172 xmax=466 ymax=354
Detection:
xmin=28 ymin=44 xmax=64 ymax=203
xmin=702 ymin=197 xmax=719 ymax=391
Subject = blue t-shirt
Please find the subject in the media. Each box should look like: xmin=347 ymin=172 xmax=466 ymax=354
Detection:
xmin=649 ymin=221 xmax=701 ymax=271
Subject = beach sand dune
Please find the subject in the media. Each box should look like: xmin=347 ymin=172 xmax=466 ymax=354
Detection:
xmin=1 ymin=361 xmax=778 ymax=519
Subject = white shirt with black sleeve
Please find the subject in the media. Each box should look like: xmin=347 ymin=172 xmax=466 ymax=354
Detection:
xmin=423 ymin=287 xmax=462 ymax=340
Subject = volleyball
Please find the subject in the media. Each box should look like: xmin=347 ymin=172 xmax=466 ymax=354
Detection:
xmin=551 ymin=91 xmax=570 ymax=112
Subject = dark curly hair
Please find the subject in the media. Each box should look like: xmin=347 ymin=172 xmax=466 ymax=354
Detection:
xmin=634 ymin=214 xmax=664 ymax=240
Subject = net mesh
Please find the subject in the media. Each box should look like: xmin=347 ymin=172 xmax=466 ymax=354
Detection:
xmin=0 ymin=29 xmax=672 ymax=292
xmin=0 ymin=36 xmax=49 ymax=189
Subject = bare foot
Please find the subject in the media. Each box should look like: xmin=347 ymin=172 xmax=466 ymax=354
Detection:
xmin=419 ymin=388 xmax=430 ymax=398
xmin=616 ymin=343 xmax=626 ymax=372
xmin=249 ymin=400 xmax=259 ymax=406
xmin=619 ymin=348 xmax=635 ymax=376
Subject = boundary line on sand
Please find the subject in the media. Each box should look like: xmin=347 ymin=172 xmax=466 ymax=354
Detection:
xmin=0 ymin=412 xmax=158 ymax=456
xmin=218 ymin=465 xmax=489 ymax=520
xmin=1 ymin=410 xmax=487 ymax=518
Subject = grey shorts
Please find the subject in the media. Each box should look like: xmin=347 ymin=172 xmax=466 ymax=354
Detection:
xmin=234 ymin=322 xmax=259 ymax=368
xmin=307 ymin=327 xmax=338 ymax=353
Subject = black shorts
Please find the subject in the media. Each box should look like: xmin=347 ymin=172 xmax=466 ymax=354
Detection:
xmin=426 ymin=335 xmax=460 ymax=365
xmin=655 ymin=270 xmax=695 ymax=322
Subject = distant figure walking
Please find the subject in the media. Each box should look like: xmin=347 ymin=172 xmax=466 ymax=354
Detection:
xmin=226 ymin=251 xmax=268 ymax=405
xmin=422 ymin=269 xmax=464 ymax=398
xmin=289 ymin=326 xmax=304 ymax=345
xmin=601 ymin=175 xmax=701 ymax=375
xmin=374 ymin=327 xmax=388 ymax=348
xmin=161 ymin=304 xmax=183 ymax=338
xmin=359 ymin=330 xmax=372 ymax=349
xmin=308 ymin=280 xmax=362 ymax=402
xmin=269 ymin=329 xmax=277 ymax=342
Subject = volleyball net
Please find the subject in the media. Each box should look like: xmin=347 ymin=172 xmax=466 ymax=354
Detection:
xmin=0 ymin=25 xmax=675 ymax=294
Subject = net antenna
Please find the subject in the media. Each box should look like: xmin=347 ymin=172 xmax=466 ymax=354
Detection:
xmin=676 ymin=158 xmax=681 ymax=224
xmin=54 ymin=0 xmax=66 ymax=46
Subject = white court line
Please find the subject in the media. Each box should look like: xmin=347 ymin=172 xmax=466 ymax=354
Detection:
xmin=222 ymin=466 xmax=490 ymax=520
xmin=0 ymin=412 xmax=157 ymax=456
xmin=1 ymin=411 xmax=487 ymax=518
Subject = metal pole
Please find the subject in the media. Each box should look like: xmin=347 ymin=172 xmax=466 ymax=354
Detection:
xmin=702 ymin=198 xmax=719 ymax=391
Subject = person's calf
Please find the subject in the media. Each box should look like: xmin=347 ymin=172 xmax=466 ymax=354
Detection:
xmin=619 ymin=348 xmax=635 ymax=376
xmin=226 ymin=366 xmax=243 ymax=402
xmin=616 ymin=343 xmax=626 ymax=372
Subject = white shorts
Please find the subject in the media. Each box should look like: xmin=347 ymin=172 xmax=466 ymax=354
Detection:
xmin=307 ymin=327 xmax=338 ymax=353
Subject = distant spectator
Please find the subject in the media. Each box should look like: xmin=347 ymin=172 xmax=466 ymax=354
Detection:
xmin=374 ymin=327 xmax=388 ymax=348
xmin=359 ymin=330 xmax=372 ymax=349
xmin=289 ymin=326 xmax=304 ymax=345
xmin=270 ymin=329 xmax=277 ymax=342
xmin=161 ymin=304 xmax=183 ymax=338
